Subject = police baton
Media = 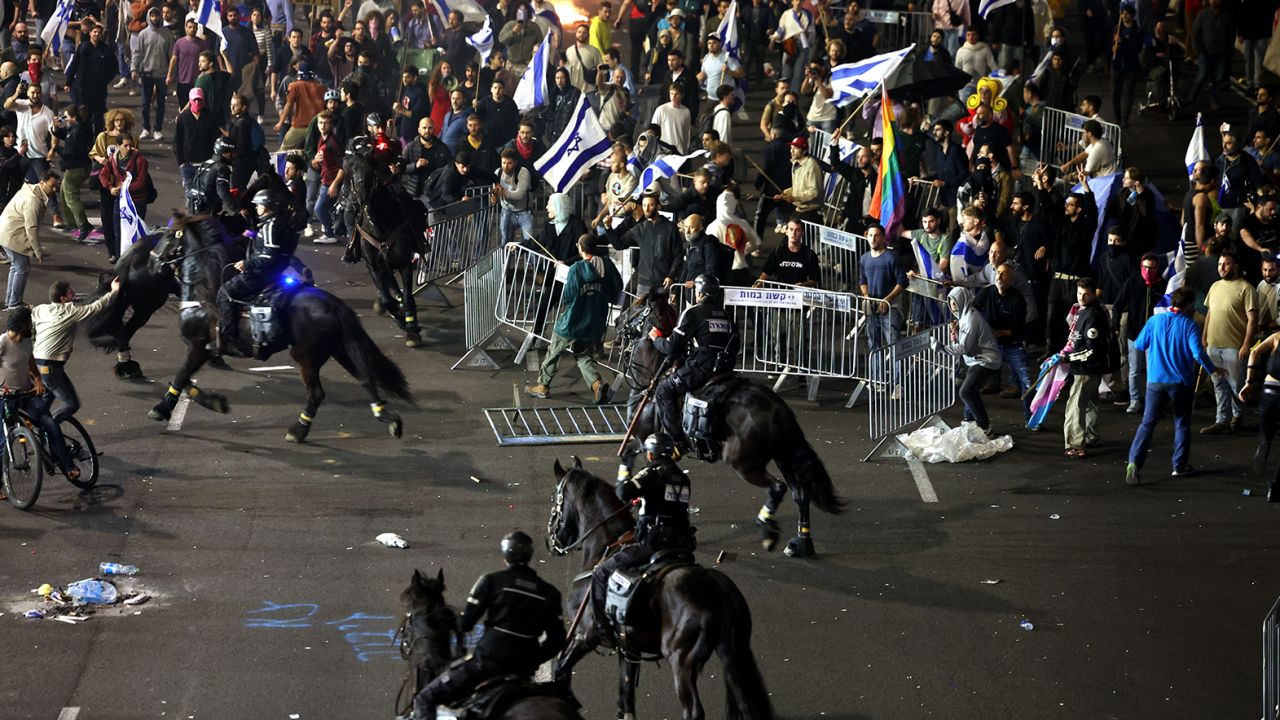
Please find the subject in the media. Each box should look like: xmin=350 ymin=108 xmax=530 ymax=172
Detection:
xmin=616 ymin=355 xmax=673 ymax=457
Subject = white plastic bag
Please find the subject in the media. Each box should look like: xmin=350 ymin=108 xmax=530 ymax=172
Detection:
xmin=897 ymin=422 xmax=1013 ymax=463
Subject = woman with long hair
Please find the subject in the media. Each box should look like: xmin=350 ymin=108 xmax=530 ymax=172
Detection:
xmin=89 ymin=108 xmax=135 ymax=250
xmin=97 ymin=133 xmax=150 ymax=264
xmin=52 ymin=105 xmax=94 ymax=242
xmin=426 ymin=59 xmax=456 ymax=129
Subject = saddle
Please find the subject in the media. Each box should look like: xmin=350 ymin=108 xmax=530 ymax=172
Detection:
xmin=456 ymin=677 xmax=568 ymax=720
xmin=681 ymin=374 xmax=747 ymax=463
xmin=604 ymin=548 xmax=697 ymax=655
xmin=245 ymin=279 xmax=303 ymax=360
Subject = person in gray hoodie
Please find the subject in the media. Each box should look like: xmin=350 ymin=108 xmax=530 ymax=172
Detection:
xmin=945 ymin=286 xmax=1002 ymax=435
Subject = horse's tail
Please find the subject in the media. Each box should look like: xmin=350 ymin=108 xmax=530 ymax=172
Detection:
xmin=782 ymin=433 xmax=845 ymax=515
xmin=336 ymin=300 xmax=416 ymax=406
xmin=716 ymin=577 xmax=775 ymax=720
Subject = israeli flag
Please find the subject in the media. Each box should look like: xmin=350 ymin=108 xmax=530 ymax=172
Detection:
xmin=716 ymin=0 xmax=739 ymax=58
xmin=949 ymin=235 xmax=990 ymax=287
xmin=824 ymin=137 xmax=860 ymax=197
xmin=196 ymin=0 xmax=224 ymax=39
xmin=467 ymin=17 xmax=494 ymax=64
xmin=631 ymin=149 xmax=708 ymax=198
xmin=118 ymin=172 xmax=148 ymax=251
xmin=40 ymin=0 xmax=75 ymax=55
xmin=428 ymin=0 xmax=488 ymax=24
xmin=978 ymin=0 xmax=1015 ymax=18
xmin=266 ymin=0 xmax=293 ymax=34
xmin=1185 ymin=112 xmax=1209 ymax=178
xmin=271 ymin=151 xmax=289 ymax=177
xmin=912 ymin=238 xmax=945 ymax=281
xmin=830 ymin=45 xmax=913 ymax=108
xmin=514 ymin=31 xmax=552 ymax=112
xmin=535 ymin=94 xmax=613 ymax=193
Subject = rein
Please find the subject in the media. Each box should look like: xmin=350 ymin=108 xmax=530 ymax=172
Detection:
xmin=547 ymin=472 xmax=634 ymax=556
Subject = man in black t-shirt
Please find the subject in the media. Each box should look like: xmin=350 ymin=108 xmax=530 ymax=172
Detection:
xmin=1240 ymin=192 xmax=1280 ymax=282
xmin=756 ymin=218 xmax=821 ymax=287
xmin=969 ymin=102 xmax=1016 ymax=173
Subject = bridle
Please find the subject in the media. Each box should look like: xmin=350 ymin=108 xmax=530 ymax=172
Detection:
xmin=616 ymin=303 xmax=656 ymax=390
xmin=546 ymin=469 xmax=632 ymax=556
xmin=394 ymin=593 xmax=463 ymax=716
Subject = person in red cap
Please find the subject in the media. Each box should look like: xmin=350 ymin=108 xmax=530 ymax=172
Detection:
xmin=771 ymin=135 xmax=823 ymax=225
xmin=173 ymin=86 xmax=217 ymax=194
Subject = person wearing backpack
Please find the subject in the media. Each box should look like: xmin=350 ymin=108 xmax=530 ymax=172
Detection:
xmin=228 ymin=94 xmax=267 ymax=192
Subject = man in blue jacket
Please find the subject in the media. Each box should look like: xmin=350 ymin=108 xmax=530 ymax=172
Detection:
xmin=1125 ymin=287 xmax=1226 ymax=485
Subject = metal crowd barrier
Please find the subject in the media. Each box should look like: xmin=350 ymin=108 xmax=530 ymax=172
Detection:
xmin=1267 ymin=595 xmax=1280 ymax=720
xmin=416 ymin=196 xmax=501 ymax=292
xmin=803 ymin=221 xmax=868 ymax=294
xmin=1038 ymin=107 xmax=1123 ymax=172
xmin=865 ymin=323 xmax=957 ymax=443
xmin=452 ymin=247 xmax=516 ymax=370
xmin=863 ymin=9 xmax=935 ymax=51
xmin=905 ymin=178 xmax=941 ymax=229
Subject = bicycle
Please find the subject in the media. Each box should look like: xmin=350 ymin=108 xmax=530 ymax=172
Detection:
xmin=0 ymin=390 xmax=100 ymax=510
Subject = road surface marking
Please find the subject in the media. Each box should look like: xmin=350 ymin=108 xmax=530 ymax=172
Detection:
xmin=907 ymin=458 xmax=938 ymax=503
xmin=167 ymin=396 xmax=191 ymax=432
xmin=57 ymin=708 xmax=80 ymax=720
xmin=248 ymin=366 xmax=294 ymax=372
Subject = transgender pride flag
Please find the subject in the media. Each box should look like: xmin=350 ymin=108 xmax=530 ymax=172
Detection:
xmin=868 ymin=85 xmax=905 ymax=236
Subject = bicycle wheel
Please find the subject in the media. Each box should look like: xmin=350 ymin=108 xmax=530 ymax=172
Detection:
xmin=58 ymin=416 xmax=99 ymax=490
xmin=2 ymin=426 xmax=44 ymax=510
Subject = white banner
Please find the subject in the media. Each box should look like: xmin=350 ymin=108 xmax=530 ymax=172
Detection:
xmin=725 ymin=287 xmax=804 ymax=309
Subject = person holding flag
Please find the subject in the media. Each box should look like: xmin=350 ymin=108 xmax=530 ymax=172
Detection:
xmin=869 ymin=85 xmax=906 ymax=238
xmin=97 ymin=134 xmax=151 ymax=264
xmin=698 ymin=29 xmax=742 ymax=102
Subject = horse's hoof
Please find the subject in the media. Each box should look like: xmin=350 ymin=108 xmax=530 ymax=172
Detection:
xmin=386 ymin=415 xmax=403 ymax=439
xmin=757 ymin=517 xmax=781 ymax=552
xmin=114 ymin=360 xmax=143 ymax=379
xmin=207 ymin=355 xmax=231 ymax=370
xmin=193 ymin=392 xmax=230 ymax=414
xmin=783 ymin=536 xmax=816 ymax=558
xmin=285 ymin=423 xmax=309 ymax=443
xmin=148 ymin=406 xmax=170 ymax=422
xmin=405 ymin=331 xmax=424 ymax=348
xmin=372 ymin=300 xmax=388 ymax=316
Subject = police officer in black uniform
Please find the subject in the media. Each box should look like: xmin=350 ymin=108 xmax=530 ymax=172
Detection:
xmin=412 ymin=531 xmax=566 ymax=720
xmin=187 ymin=137 xmax=238 ymax=216
xmin=650 ymin=274 xmax=739 ymax=451
xmin=364 ymin=111 xmax=400 ymax=183
xmin=591 ymin=433 xmax=695 ymax=647
xmin=216 ymin=189 xmax=300 ymax=352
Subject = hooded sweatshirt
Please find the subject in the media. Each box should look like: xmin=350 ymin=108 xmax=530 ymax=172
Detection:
xmin=946 ymin=287 xmax=1001 ymax=369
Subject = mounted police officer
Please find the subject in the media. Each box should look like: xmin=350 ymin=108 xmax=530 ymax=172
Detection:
xmin=187 ymin=137 xmax=237 ymax=216
xmin=216 ymin=189 xmax=300 ymax=353
xmin=591 ymin=432 xmax=695 ymax=648
xmin=650 ymin=274 xmax=739 ymax=453
xmin=364 ymin=111 xmax=400 ymax=182
xmin=412 ymin=531 xmax=566 ymax=720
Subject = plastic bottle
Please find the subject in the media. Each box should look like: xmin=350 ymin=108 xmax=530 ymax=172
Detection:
xmin=1019 ymin=619 xmax=1034 ymax=631
xmin=100 ymin=562 xmax=139 ymax=576
xmin=66 ymin=579 xmax=119 ymax=605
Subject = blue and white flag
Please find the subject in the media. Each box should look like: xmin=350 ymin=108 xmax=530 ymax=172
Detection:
xmin=631 ymin=149 xmax=708 ymax=198
xmin=912 ymin=238 xmax=945 ymax=281
xmin=514 ymin=31 xmax=551 ymax=111
xmin=534 ymin=94 xmax=613 ymax=193
xmin=428 ymin=0 xmax=488 ymax=24
xmin=119 ymin=172 xmax=148 ymax=251
xmin=949 ymin=235 xmax=990 ymax=287
xmin=271 ymin=151 xmax=289 ymax=177
xmin=715 ymin=0 xmax=739 ymax=58
xmin=830 ymin=45 xmax=913 ymax=107
xmin=196 ymin=0 xmax=224 ymax=39
xmin=266 ymin=0 xmax=293 ymax=34
xmin=1185 ymin=112 xmax=1209 ymax=178
xmin=40 ymin=0 xmax=75 ymax=55
xmin=1029 ymin=47 xmax=1053 ymax=82
xmin=978 ymin=0 xmax=1016 ymax=18
xmin=824 ymin=137 xmax=860 ymax=197
xmin=467 ymin=16 xmax=494 ymax=64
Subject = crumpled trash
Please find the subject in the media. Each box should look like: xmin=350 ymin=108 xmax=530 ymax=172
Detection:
xmin=376 ymin=533 xmax=408 ymax=548
xmin=897 ymin=423 xmax=1014 ymax=463
xmin=65 ymin=579 xmax=119 ymax=605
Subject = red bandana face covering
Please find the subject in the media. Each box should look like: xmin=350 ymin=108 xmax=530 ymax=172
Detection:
xmin=515 ymin=137 xmax=533 ymax=159
xmin=27 ymin=59 xmax=39 ymax=85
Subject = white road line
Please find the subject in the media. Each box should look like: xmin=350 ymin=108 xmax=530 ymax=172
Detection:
xmin=248 ymin=365 xmax=294 ymax=372
xmin=57 ymin=708 xmax=80 ymax=720
xmin=166 ymin=396 xmax=191 ymax=432
xmin=907 ymin=457 xmax=938 ymax=503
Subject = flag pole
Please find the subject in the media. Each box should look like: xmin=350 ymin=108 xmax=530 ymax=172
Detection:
xmin=831 ymin=83 xmax=878 ymax=139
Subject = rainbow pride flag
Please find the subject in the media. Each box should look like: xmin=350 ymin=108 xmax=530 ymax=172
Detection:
xmin=868 ymin=85 xmax=906 ymax=235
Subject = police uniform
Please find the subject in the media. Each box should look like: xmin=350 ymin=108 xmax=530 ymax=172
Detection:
xmin=652 ymin=293 xmax=739 ymax=444
xmin=216 ymin=211 xmax=299 ymax=346
xmin=187 ymin=155 xmax=236 ymax=215
xmin=412 ymin=565 xmax=565 ymax=719
xmin=590 ymin=455 xmax=695 ymax=643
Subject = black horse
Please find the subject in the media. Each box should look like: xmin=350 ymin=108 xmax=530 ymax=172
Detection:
xmin=548 ymin=458 xmax=776 ymax=720
xmin=348 ymin=155 xmax=428 ymax=348
xmin=90 ymin=214 xmax=413 ymax=442
xmin=614 ymin=298 xmax=844 ymax=558
xmin=398 ymin=569 xmax=584 ymax=720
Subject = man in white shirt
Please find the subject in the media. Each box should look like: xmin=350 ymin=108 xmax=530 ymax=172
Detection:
xmin=697 ymin=34 xmax=742 ymax=102
xmin=954 ymin=28 xmax=997 ymax=80
xmin=651 ymin=82 xmax=692 ymax=153
xmin=1062 ymin=119 xmax=1116 ymax=177
xmin=564 ymin=23 xmax=604 ymax=93
xmin=3 ymin=83 xmax=58 ymax=219
xmin=711 ymin=84 xmax=734 ymax=144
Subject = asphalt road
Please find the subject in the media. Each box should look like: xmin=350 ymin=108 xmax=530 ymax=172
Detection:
xmin=0 ymin=59 xmax=1276 ymax=720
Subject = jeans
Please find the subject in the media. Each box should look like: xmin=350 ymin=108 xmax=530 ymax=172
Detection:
xmin=60 ymin=166 xmax=89 ymax=231
xmin=1127 ymin=382 xmax=1192 ymax=471
xmin=35 ymin=360 xmax=80 ymax=420
xmin=305 ymin=168 xmax=321 ymax=219
xmin=1191 ymin=53 xmax=1228 ymax=104
xmin=1127 ymin=339 xmax=1146 ymax=406
xmin=21 ymin=393 xmax=73 ymax=471
xmin=959 ymin=364 xmax=995 ymax=429
xmin=1208 ymin=346 xmax=1244 ymax=424
xmin=1001 ymin=343 xmax=1033 ymax=417
xmin=140 ymin=75 xmax=167 ymax=131
xmin=536 ymin=331 xmax=603 ymax=389
xmin=314 ymin=190 xmax=338 ymax=236
xmin=780 ymin=45 xmax=812 ymax=89
xmin=1243 ymin=38 xmax=1268 ymax=88
xmin=499 ymin=207 xmax=535 ymax=245
xmin=865 ymin=307 xmax=901 ymax=387
xmin=4 ymin=248 xmax=29 ymax=307
xmin=1063 ymin=373 xmax=1101 ymax=449
xmin=180 ymin=163 xmax=196 ymax=196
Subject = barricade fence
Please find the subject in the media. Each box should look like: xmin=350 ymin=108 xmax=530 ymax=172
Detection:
xmin=862 ymin=9 xmax=935 ymax=51
xmin=865 ymin=323 xmax=957 ymax=440
xmin=1266 ymin=595 xmax=1280 ymax=720
xmin=452 ymin=246 xmax=515 ymax=370
xmin=417 ymin=196 xmax=501 ymax=287
xmin=803 ymin=221 xmax=869 ymax=294
xmin=1038 ymin=107 xmax=1123 ymax=173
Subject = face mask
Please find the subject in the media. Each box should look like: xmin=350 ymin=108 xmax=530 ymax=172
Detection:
xmin=1050 ymin=37 xmax=1061 ymax=46
xmin=1141 ymin=267 xmax=1160 ymax=285
xmin=26 ymin=60 xmax=39 ymax=84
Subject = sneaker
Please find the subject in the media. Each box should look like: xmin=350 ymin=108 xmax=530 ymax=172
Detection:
xmin=1125 ymin=401 xmax=1142 ymax=415
xmin=525 ymin=383 xmax=549 ymax=399
xmin=138 ymin=129 xmax=149 ymax=140
xmin=303 ymin=225 xmax=315 ymax=238
xmin=128 ymin=88 xmax=137 ymax=96
xmin=1171 ymin=465 xmax=1197 ymax=477
xmin=314 ymin=235 xmax=339 ymax=245
xmin=1200 ymin=422 xmax=1230 ymax=435
xmin=152 ymin=129 xmax=163 ymax=142
xmin=113 ymin=77 xmax=128 ymax=89
xmin=1125 ymin=462 xmax=1140 ymax=486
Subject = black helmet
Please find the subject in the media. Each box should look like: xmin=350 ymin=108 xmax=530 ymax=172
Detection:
xmin=694 ymin=274 xmax=720 ymax=298
xmin=348 ymin=135 xmax=372 ymax=156
xmin=643 ymin=433 xmax=676 ymax=460
xmin=250 ymin=188 xmax=275 ymax=207
xmin=214 ymin=137 xmax=235 ymax=156
xmin=365 ymin=111 xmax=384 ymax=129
xmin=500 ymin=531 xmax=534 ymax=564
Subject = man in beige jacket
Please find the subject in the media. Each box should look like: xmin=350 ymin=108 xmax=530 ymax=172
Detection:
xmin=32 ymin=277 xmax=121 ymax=421
xmin=0 ymin=170 xmax=58 ymax=309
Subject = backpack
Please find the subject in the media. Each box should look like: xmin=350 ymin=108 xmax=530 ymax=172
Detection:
xmin=249 ymin=121 xmax=265 ymax=153
xmin=696 ymin=105 xmax=727 ymax=140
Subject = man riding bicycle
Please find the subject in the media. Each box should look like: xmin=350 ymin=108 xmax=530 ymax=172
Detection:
xmin=32 ymin=279 xmax=121 ymax=421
